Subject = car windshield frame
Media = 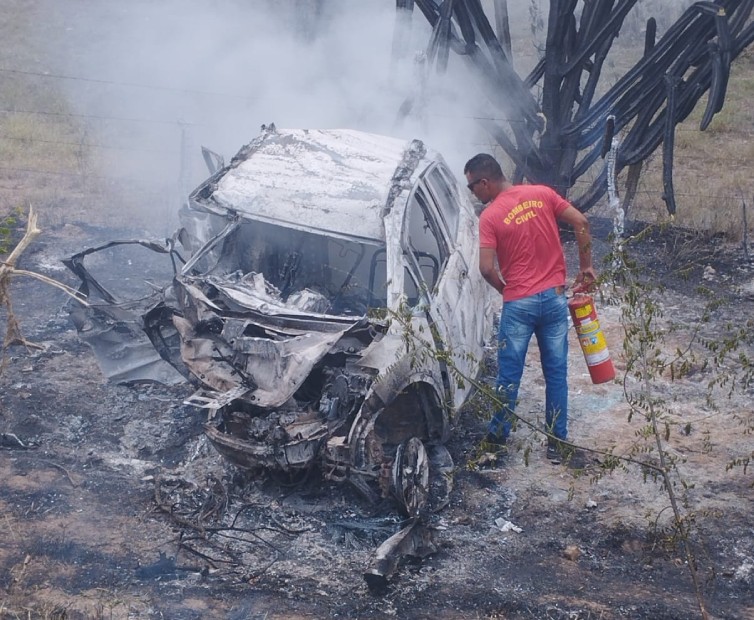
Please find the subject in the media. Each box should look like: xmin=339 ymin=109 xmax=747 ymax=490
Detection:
xmin=180 ymin=217 xmax=390 ymax=318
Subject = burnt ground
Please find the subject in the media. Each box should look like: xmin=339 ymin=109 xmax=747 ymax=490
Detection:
xmin=1 ymin=217 xmax=753 ymax=620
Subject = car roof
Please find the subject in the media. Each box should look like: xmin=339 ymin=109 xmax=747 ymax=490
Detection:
xmin=198 ymin=128 xmax=428 ymax=243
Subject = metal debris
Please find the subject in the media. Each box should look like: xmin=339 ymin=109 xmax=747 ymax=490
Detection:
xmin=363 ymin=518 xmax=437 ymax=593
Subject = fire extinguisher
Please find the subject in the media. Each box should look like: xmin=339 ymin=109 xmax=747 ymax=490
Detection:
xmin=568 ymin=292 xmax=616 ymax=384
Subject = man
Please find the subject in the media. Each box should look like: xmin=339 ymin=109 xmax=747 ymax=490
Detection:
xmin=463 ymin=153 xmax=596 ymax=462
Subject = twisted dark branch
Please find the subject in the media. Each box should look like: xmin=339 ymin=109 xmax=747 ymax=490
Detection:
xmin=405 ymin=0 xmax=754 ymax=214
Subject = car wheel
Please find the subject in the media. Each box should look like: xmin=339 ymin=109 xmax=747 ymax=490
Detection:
xmin=391 ymin=436 xmax=430 ymax=517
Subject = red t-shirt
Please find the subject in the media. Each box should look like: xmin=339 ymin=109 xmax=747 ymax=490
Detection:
xmin=479 ymin=184 xmax=570 ymax=301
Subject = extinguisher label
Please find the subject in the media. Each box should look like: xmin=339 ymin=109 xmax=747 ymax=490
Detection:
xmin=575 ymin=321 xmax=600 ymax=338
xmin=576 ymin=321 xmax=610 ymax=365
xmin=584 ymin=346 xmax=611 ymax=365
xmin=568 ymin=298 xmax=615 ymax=382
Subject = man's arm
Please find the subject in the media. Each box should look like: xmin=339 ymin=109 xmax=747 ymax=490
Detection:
xmin=557 ymin=205 xmax=597 ymax=289
xmin=479 ymin=247 xmax=505 ymax=294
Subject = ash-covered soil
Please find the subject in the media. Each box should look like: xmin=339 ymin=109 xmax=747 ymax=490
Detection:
xmin=1 ymin=219 xmax=753 ymax=620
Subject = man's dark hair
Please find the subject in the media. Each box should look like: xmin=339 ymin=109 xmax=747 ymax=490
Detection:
xmin=463 ymin=153 xmax=505 ymax=180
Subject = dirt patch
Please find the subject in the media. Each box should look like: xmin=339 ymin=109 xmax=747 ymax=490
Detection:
xmin=1 ymin=215 xmax=752 ymax=619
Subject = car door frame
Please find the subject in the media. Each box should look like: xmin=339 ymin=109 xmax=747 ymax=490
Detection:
xmin=402 ymin=164 xmax=483 ymax=414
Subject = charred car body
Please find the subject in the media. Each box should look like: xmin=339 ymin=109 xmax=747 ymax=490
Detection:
xmin=68 ymin=126 xmax=492 ymax=518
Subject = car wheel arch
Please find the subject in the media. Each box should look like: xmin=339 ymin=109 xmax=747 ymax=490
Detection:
xmin=348 ymin=378 xmax=449 ymax=472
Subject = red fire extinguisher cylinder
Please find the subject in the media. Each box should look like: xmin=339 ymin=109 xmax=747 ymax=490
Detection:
xmin=567 ymin=294 xmax=616 ymax=384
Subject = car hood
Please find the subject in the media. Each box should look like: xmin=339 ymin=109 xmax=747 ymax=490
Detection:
xmin=172 ymin=272 xmax=384 ymax=408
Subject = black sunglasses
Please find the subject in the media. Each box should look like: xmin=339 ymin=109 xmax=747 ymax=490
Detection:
xmin=467 ymin=178 xmax=486 ymax=191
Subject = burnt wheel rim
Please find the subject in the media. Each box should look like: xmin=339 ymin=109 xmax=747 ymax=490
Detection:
xmin=391 ymin=436 xmax=429 ymax=517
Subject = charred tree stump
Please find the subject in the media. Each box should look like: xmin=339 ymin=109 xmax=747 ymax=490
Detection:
xmin=402 ymin=0 xmax=754 ymax=214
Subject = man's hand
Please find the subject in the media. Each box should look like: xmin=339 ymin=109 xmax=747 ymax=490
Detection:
xmin=573 ymin=268 xmax=598 ymax=293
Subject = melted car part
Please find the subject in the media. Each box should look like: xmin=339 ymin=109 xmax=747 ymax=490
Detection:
xmin=65 ymin=239 xmax=186 ymax=384
xmin=363 ymin=518 xmax=436 ymax=594
xmin=391 ymin=437 xmax=429 ymax=518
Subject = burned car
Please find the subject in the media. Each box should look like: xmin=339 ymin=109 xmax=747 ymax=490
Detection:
xmin=67 ymin=126 xmax=492 ymax=518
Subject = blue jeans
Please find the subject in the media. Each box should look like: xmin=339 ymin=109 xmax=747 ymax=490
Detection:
xmin=488 ymin=287 xmax=569 ymax=442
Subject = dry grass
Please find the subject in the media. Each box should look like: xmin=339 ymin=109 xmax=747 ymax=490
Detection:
xmin=0 ymin=11 xmax=93 ymax=228
xmin=0 ymin=83 xmax=86 ymax=171
xmin=626 ymin=49 xmax=754 ymax=241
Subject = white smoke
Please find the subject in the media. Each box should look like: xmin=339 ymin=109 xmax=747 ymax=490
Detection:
xmin=31 ymin=0 xmax=496 ymax=222
xmin=18 ymin=0 xmax=704 ymax=231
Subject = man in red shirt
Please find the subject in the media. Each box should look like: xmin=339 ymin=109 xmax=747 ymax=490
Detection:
xmin=464 ymin=153 xmax=596 ymax=462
